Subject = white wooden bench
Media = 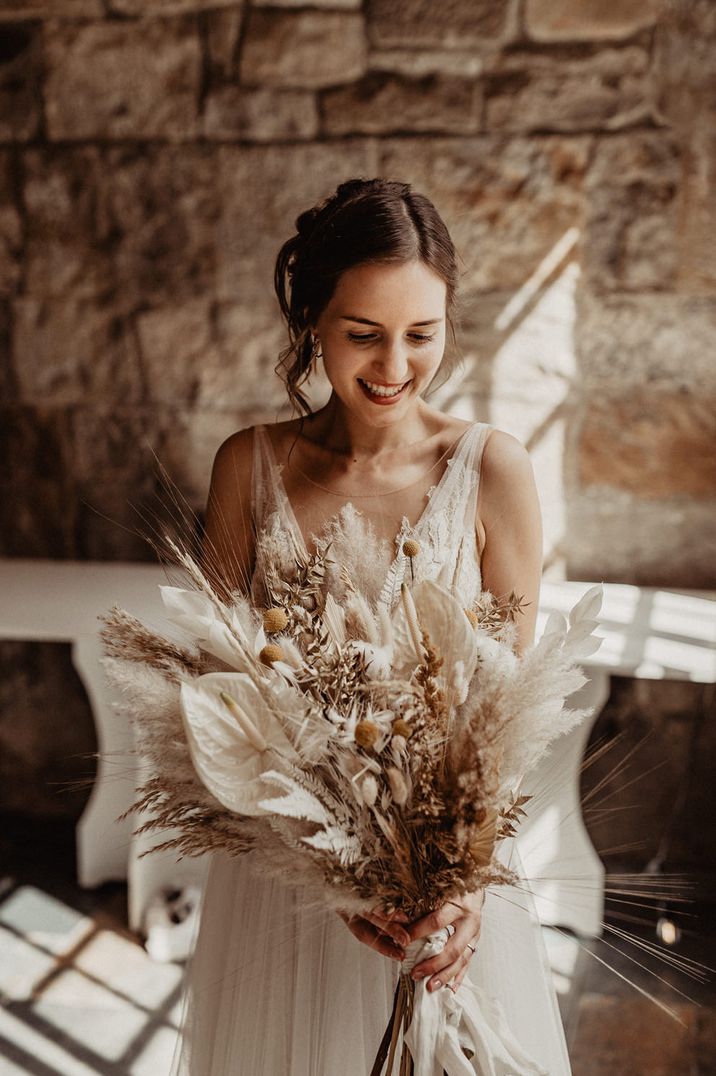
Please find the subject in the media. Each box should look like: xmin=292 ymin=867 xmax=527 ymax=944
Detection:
xmin=1 ymin=559 xmax=714 ymax=939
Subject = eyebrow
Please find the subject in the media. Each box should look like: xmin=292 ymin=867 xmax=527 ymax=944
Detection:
xmin=339 ymin=316 xmax=443 ymax=327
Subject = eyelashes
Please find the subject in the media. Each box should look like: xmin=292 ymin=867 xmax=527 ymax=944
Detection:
xmin=346 ymin=333 xmax=435 ymax=345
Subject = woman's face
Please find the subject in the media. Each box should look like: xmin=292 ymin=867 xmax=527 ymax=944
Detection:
xmin=313 ymin=259 xmax=447 ymax=426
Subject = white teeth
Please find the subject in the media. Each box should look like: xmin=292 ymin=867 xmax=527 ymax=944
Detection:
xmin=360 ymin=379 xmax=407 ymax=398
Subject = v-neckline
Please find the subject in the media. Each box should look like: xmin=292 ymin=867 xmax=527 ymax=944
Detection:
xmin=259 ymin=422 xmax=476 ymax=561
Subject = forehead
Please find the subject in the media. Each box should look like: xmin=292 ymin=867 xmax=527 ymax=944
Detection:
xmin=329 ymin=259 xmax=447 ymax=318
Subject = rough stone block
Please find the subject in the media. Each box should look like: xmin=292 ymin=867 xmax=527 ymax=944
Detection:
xmin=107 ymin=145 xmax=222 ymax=305
xmin=240 ymin=9 xmax=367 ymax=89
xmin=68 ymin=407 xmax=165 ymax=561
xmin=578 ymin=392 xmax=716 ymax=500
xmin=379 ymin=136 xmax=589 ymax=294
xmin=368 ymin=48 xmax=483 ymax=78
xmin=652 ymin=3 xmax=716 ymax=293
xmin=0 ymin=406 xmax=75 ymax=558
xmin=0 ymin=641 xmax=96 ymax=818
xmin=366 ymin=0 xmax=514 ymax=48
xmin=43 ymin=17 xmax=202 ymax=141
xmin=22 ymin=147 xmax=116 ymax=300
xmin=203 ymin=86 xmax=318 ymax=141
xmin=565 ymin=489 xmax=716 ymax=588
xmin=0 ymin=300 xmax=12 ymax=402
xmin=12 ymin=298 xmax=144 ymax=406
xmin=109 ymin=0 xmax=238 ymax=12
xmin=135 ymin=298 xmax=288 ymax=411
xmin=252 ymin=0 xmax=360 ymax=6
xmin=0 ymin=24 xmax=42 ymax=141
xmin=205 ymin=6 xmax=244 ymax=81
xmin=321 ymin=72 xmax=480 ymax=135
xmin=576 ymin=292 xmax=716 ymax=392
xmin=0 ymin=0 xmax=101 ymax=16
xmin=525 ymin=0 xmax=661 ymax=42
xmin=484 ymin=47 xmax=655 ymax=133
xmin=0 ymin=151 xmax=22 ymax=296
xmin=215 ymin=140 xmax=379 ymax=305
xmin=584 ymin=131 xmax=681 ymax=291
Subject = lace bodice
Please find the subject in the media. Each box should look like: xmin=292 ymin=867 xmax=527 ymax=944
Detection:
xmin=250 ymin=421 xmax=493 ymax=611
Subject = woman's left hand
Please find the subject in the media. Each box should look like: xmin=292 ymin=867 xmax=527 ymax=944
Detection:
xmin=406 ymin=889 xmax=485 ymax=994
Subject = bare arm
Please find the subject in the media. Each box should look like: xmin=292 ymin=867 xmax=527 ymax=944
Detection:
xmin=477 ymin=430 xmax=543 ymax=654
xmin=200 ymin=427 xmax=256 ymax=598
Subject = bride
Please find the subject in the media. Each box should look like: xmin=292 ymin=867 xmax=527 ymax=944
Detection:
xmin=170 ymin=177 xmax=571 ymax=1075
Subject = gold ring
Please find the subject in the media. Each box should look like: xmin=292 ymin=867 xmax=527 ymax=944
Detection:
xmin=466 ymin=942 xmax=476 ymax=954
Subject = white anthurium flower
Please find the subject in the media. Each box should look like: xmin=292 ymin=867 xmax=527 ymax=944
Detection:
xmin=391 ymin=580 xmax=478 ymax=703
xmin=179 ymin=671 xmax=298 ymax=816
xmin=160 ymin=586 xmax=250 ymax=670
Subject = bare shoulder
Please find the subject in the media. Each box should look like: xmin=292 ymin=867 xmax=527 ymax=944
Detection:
xmin=482 ymin=427 xmax=535 ymax=481
xmin=478 ymin=427 xmax=541 ymax=525
xmin=211 ymin=423 xmax=256 ymax=477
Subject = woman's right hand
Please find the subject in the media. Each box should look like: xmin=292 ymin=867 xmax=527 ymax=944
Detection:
xmin=337 ymin=907 xmax=410 ymax=962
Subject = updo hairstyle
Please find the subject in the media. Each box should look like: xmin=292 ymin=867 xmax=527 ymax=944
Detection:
xmin=274 ymin=177 xmax=462 ymax=415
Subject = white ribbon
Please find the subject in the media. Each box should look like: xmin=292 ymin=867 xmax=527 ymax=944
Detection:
xmin=401 ymin=931 xmax=548 ymax=1076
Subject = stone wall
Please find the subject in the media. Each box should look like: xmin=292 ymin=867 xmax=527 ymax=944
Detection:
xmin=0 ymin=0 xmax=714 ymax=825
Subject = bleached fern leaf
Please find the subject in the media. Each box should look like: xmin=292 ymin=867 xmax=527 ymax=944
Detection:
xmin=258 ymin=770 xmax=332 ymax=826
xmin=302 ymin=826 xmax=361 ymax=865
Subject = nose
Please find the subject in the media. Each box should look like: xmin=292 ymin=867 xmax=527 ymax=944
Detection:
xmin=370 ymin=337 xmax=411 ymax=384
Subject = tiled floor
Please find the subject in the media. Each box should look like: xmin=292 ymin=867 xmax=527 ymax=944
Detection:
xmin=1 ymin=817 xmax=714 ymax=1075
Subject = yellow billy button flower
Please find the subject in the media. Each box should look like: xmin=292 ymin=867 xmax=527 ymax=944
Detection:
xmin=354 ymin=719 xmax=380 ymax=750
xmin=402 ymin=538 xmax=419 ymax=583
xmin=263 ymin=607 xmax=289 ymax=634
xmin=259 ymin=643 xmax=284 ymax=666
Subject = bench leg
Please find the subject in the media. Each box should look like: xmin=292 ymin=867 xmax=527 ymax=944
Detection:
xmin=73 ymin=634 xmax=134 ymax=888
xmin=515 ymin=669 xmax=610 ymax=938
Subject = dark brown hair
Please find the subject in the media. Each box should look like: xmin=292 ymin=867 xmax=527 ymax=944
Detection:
xmin=274 ymin=177 xmax=462 ymax=415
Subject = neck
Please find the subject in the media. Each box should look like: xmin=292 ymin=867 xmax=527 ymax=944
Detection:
xmin=306 ymin=393 xmax=434 ymax=461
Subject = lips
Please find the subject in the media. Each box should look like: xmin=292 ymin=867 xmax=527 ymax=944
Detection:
xmin=358 ymin=378 xmax=412 ymax=405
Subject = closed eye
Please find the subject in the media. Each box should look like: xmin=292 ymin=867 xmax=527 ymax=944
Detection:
xmin=347 ymin=333 xmax=435 ymax=344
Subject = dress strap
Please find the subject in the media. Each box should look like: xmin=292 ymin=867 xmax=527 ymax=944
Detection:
xmin=460 ymin=421 xmax=493 ymax=534
xmin=251 ymin=425 xmax=276 ymax=534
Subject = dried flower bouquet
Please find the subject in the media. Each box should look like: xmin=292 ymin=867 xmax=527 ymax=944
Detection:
xmin=100 ymin=535 xmax=603 ymax=1076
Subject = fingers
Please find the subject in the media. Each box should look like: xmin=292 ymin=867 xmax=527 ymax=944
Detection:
xmin=411 ymin=916 xmax=482 ymax=989
xmin=406 ymin=902 xmax=461 ymax=943
xmin=338 ymin=911 xmax=405 ymax=962
xmin=364 ymin=908 xmax=411 ymax=948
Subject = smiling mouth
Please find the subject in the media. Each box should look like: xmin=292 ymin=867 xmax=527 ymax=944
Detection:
xmin=357 ymin=378 xmax=412 ymax=401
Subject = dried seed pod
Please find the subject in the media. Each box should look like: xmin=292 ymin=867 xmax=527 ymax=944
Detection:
xmin=354 ymin=719 xmax=380 ymax=750
xmin=360 ymin=775 xmax=378 ymax=806
xmin=386 ymin=766 xmax=409 ymax=806
xmin=402 ymin=538 xmax=420 ymax=558
xmin=391 ymin=718 xmax=413 ymax=740
xmin=259 ymin=643 xmax=284 ymax=666
xmin=263 ymin=607 xmax=289 ymax=634
xmin=464 ymin=609 xmax=479 ymax=628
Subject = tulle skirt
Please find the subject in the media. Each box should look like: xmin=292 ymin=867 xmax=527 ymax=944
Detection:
xmin=170 ymin=839 xmax=571 ymax=1076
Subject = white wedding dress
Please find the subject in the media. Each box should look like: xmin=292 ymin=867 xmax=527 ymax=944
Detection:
xmin=170 ymin=421 xmax=572 ymax=1076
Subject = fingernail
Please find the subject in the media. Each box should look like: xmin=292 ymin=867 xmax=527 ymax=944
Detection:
xmin=430 ymin=979 xmax=442 ymax=991
xmin=395 ymin=931 xmax=410 ymax=947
